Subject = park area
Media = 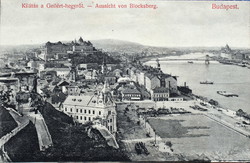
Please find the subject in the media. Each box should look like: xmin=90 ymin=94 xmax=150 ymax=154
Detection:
xmin=148 ymin=114 xmax=250 ymax=161
xmin=116 ymin=103 xmax=149 ymax=140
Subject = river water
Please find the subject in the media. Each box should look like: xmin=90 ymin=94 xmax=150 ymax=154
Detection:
xmin=146 ymin=53 xmax=250 ymax=113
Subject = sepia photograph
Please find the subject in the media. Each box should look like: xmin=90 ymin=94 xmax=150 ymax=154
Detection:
xmin=0 ymin=0 xmax=250 ymax=162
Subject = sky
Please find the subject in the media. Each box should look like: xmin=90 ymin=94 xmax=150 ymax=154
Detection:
xmin=0 ymin=0 xmax=250 ymax=47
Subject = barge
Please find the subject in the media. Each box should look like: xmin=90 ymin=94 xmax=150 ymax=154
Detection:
xmin=217 ymin=91 xmax=238 ymax=97
xmin=200 ymin=81 xmax=214 ymax=84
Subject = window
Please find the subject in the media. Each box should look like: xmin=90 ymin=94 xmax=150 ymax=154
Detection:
xmin=89 ymin=117 xmax=91 ymax=121
xmin=65 ymin=108 xmax=67 ymax=111
xmin=76 ymin=109 xmax=78 ymax=112
xmin=93 ymin=110 xmax=95 ymax=114
xmin=110 ymin=119 xmax=112 ymax=123
xmin=70 ymin=108 xmax=72 ymax=112
xmin=99 ymin=111 xmax=101 ymax=115
xmin=89 ymin=110 xmax=91 ymax=114
xmin=84 ymin=116 xmax=86 ymax=120
xmin=84 ymin=110 xmax=86 ymax=113
xmin=80 ymin=116 xmax=82 ymax=120
xmin=76 ymin=116 xmax=78 ymax=119
xmin=80 ymin=109 xmax=82 ymax=113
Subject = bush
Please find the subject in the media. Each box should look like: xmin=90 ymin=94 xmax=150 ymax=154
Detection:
xmin=165 ymin=141 xmax=172 ymax=148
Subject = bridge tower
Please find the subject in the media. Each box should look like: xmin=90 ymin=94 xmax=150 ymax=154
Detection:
xmin=205 ymin=55 xmax=210 ymax=65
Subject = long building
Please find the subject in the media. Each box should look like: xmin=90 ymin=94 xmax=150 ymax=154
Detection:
xmin=128 ymin=64 xmax=178 ymax=93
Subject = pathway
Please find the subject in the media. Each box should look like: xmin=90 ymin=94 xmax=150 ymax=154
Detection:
xmin=92 ymin=125 xmax=119 ymax=149
xmin=122 ymin=137 xmax=162 ymax=143
xmin=0 ymin=107 xmax=53 ymax=151
xmin=28 ymin=111 xmax=53 ymax=151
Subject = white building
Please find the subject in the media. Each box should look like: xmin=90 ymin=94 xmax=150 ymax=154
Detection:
xmin=44 ymin=67 xmax=70 ymax=79
xmin=61 ymin=85 xmax=117 ymax=134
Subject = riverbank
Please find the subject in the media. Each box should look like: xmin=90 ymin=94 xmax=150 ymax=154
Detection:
xmin=145 ymin=56 xmax=250 ymax=113
xmin=117 ymin=97 xmax=250 ymax=161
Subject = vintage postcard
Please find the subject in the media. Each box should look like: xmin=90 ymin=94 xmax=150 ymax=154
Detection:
xmin=0 ymin=0 xmax=250 ymax=162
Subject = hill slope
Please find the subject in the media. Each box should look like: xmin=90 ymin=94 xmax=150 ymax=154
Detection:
xmin=5 ymin=102 xmax=129 ymax=161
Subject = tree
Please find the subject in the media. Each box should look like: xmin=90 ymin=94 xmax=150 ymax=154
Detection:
xmin=236 ymin=109 xmax=245 ymax=117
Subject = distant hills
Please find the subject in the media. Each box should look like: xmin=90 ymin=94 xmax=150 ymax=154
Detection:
xmin=90 ymin=39 xmax=146 ymax=53
xmin=90 ymin=39 xmax=173 ymax=55
xmin=90 ymin=39 xmax=227 ymax=54
xmin=1 ymin=38 xmax=248 ymax=56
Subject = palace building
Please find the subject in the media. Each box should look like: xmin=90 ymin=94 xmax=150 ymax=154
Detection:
xmin=43 ymin=37 xmax=95 ymax=61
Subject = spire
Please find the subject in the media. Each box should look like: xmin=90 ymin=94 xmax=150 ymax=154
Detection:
xmin=103 ymin=81 xmax=106 ymax=104
xmin=79 ymin=37 xmax=84 ymax=43
xmin=156 ymin=58 xmax=160 ymax=70
xmin=101 ymin=56 xmax=107 ymax=74
xmin=103 ymin=80 xmax=107 ymax=92
xmin=103 ymin=56 xmax=106 ymax=66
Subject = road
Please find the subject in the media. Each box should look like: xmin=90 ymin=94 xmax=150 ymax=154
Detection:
xmin=28 ymin=111 xmax=53 ymax=151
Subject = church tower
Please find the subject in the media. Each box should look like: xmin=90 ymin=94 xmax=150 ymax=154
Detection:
xmin=69 ymin=66 xmax=76 ymax=82
xmin=96 ymin=81 xmax=113 ymax=107
xmin=156 ymin=58 xmax=161 ymax=70
xmin=101 ymin=57 xmax=107 ymax=74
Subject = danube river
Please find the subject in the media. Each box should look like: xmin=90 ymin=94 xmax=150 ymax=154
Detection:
xmin=146 ymin=53 xmax=250 ymax=113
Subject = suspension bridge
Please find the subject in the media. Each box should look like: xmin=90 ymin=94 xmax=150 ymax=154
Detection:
xmin=158 ymin=55 xmax=214 ymax=64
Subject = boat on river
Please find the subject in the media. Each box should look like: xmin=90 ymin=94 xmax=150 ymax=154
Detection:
xmin=217 ymin=91 xmax=238 ymax=97
xmin=219 ymin=60 xmax=233 ymax=65
xmin=188 ymin=61 xmax=194 ymax=64
xmin=238 ymin=63 xmax=247 ymax=67
xmin=200 ymin=81 xmax=214 ymax=84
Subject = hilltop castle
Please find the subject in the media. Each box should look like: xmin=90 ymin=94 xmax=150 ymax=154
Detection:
xmin=40 ymin=37 xmax=96 ymax=61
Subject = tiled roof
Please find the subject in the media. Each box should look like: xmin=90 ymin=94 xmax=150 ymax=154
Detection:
xmin=57 ymin=80 xmax=70 ymax=86
xmin=122 ymin=88 xmax=140 ymax=94
xmin=45 ymin=67 xmax=70 ymax=72
xmin=63 ymin=95 xmax=96 ymax=107
xmin=153 ymin=87 xmax=169 ymax=93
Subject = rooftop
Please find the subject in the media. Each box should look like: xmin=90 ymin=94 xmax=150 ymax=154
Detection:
xmin=63 ymin=95 xmax=96 ymax=107
xmin=122 ymin=88 xmax=140 ymax=94
xmin=153 ymin=87 xmax=169 ymax=93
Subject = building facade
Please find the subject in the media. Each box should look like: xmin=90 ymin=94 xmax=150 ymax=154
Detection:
xmin=151 ymin=87 xmax=169 ymax=101
xmin=121 ymin=88 xmax=141 ymax=101
xmin=61 ymin=86 xmax=117 ymax=134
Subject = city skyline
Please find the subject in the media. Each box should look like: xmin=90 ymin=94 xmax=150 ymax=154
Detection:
xmin=0 ymin=0 xmax=250 ymax=48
